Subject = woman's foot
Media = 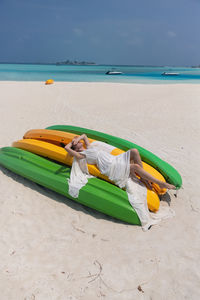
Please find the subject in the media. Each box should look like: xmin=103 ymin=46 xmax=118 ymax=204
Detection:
xmin=158 ymin=182 xmax=176 ymax=190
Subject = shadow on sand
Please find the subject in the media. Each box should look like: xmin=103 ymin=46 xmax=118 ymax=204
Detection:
xmin=159 ymin=192 xmax=172 ymax=206
xmin=0 ymin=165 xmax=130 ymax=226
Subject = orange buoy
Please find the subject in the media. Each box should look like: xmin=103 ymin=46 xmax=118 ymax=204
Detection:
xmin=45 ymin=79 xmax=54 ymax=85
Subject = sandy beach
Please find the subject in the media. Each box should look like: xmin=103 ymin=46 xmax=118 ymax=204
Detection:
xmin=0 ymin=81 xmax=200 ymax=299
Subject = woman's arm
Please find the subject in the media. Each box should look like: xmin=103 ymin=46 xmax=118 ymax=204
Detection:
xmin=64 ymin=142 xmax=85 ymax=160
xmin=72 ymin=134 xmax=90 ymax=148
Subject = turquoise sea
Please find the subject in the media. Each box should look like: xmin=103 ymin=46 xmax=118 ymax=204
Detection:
xmin=0 ymin=63 xmax=200 ymax=84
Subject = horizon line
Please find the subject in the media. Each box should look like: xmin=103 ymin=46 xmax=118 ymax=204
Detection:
xmin=0 ymin=62 xmax=199 ymax=68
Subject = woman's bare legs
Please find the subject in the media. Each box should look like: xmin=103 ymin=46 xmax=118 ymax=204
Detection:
xmin=130 ymin=163 xmax=176 ymax=190
xmin=130 ymin=149 xmax=153 ymax=189
xmin=130 ymin=149 xmax=143 ymax=168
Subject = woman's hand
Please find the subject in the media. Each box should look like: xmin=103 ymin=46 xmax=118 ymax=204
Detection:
xmin=64 ymin=142 xmax=85 ymax=160
xmin=72 ymin=139 xmax=78 ymax=146
xmin=72 ymin=136 xmax=79 ymax=146
xmin=71 ymin=134 xmax=90 ymax=149
xmin=67 ymin=134 xmax=90 ymax=150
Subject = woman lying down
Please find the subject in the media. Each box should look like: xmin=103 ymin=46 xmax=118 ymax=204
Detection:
xmin=64 ymin=134 xmax=176 ymax=231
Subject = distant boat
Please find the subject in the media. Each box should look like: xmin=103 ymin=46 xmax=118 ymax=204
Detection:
xmin=106 ymin=70 xmax=123 ymax=75
xmin=162 ymin=72 xmax=179 ymax=76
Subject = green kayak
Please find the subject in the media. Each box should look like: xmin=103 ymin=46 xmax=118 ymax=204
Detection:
xmin=0 ymin=147 xmax=140 ymax=225
xmin=46 ymin=125 xmax=182 ymax=189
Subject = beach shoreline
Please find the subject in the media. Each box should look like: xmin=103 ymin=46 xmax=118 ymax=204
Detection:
xmin=1 ymin=63 xmax=200 ymax=84
xmin=0 ymin=81 xmax=200 ymax=299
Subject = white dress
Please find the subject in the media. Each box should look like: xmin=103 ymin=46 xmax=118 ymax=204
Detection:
xmin=81 ymin=145 xmax=130 ymax=188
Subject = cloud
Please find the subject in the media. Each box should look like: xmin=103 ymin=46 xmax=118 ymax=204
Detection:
xmin=64 ymin=39 xmax=72 ymax=45
xmin=90 ymin=37 xmax=101 ymax=45
xmin=127 ymin=37 xmax=143 ymax=46
xmin=17 ymin=33 xmax=30 ymax=43
xmin=73 ymin=28 xmax=83 ymax=36
xmin=118 ymin=31 xmax=129 ymax=38
xmin=167 ymin=31 xmax=176 ymax=38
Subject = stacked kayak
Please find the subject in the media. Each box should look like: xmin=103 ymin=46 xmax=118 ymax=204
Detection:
xmin=0 ymin=125 xmax=182 ymax=225
xmin=14 ymin=129 xmax=164 ymax=211
xmin=22 ymin=129 xmax=167 ymax=194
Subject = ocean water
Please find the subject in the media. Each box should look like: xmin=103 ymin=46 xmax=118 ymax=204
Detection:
xmin=0 ymin=63 xmax=200 ymax=84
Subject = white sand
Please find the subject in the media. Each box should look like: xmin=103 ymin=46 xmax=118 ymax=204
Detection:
xmin=0 ymin=81 xmax=200 ymax=299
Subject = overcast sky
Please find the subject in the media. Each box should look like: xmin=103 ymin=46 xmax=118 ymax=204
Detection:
xmin=0 ymin=0 xmax=200 ymax=66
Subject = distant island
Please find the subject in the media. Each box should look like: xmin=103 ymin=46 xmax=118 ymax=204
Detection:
xmin=191 ymin=65 xmax=200 ymax=68
xmin=56 ymin=60 xmax=96 ymax=66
